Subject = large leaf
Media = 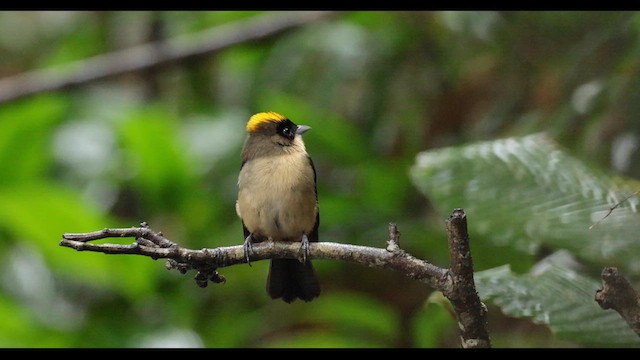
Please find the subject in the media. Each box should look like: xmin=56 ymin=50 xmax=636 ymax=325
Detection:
xmin=410 ymin=133 xmax=640 ymax=273
xmin=410 ymin=133 xmax=640 ymax=346
xmin=475 ymin=264 xmax=640 ymax=347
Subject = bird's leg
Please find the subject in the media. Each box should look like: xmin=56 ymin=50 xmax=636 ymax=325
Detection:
xmin=298 ymin=234 xmax=310 ymax=264
xmin=243 ymin=233 xmax=254 ymax=266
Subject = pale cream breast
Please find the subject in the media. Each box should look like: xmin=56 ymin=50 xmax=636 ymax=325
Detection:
xmin=237 ymin=152 xmax=317 ymax=241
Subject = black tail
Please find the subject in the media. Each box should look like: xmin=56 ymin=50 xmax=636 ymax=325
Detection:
xmin=267 ymin=259 xmax=320 ymax=303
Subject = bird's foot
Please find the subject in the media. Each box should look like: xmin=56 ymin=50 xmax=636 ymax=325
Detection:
xmin=243 ymin=234 xmax=254 ymax=266
xmin=298 ymin=234 xmax=310 ymax=264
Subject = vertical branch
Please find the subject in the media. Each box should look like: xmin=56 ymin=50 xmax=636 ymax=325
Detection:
xmin=445 ymin=208 xmax=491 ymax=348
xmin=140 ymin=11 xmax=166 ymax=99
xmin=595 ymin=267 xmax=640 ymax=337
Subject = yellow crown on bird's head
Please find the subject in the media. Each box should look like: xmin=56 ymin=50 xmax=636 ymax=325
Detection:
xmin=246 ymin=112 xmax=289 ymax=133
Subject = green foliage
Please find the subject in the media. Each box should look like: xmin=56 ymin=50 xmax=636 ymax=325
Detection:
xmin=0 ymin=96 xmax=67 ymax=184
xmin=261 ymin=292 xmax=399 ymax=348
xmin=116 ymin=107 xmax=197 ymax=213
xmin=411 ymin=133 xmax=640 ymax=346
xmin=476 ymin=264 xmax=639 ymax=347
xmin=411 ymin=133 xmax=640 ymax=272
xmin=412 ymin=295 xmax=458 ymax=348
xmin=1 ymin=10 xmax=640 ymax=348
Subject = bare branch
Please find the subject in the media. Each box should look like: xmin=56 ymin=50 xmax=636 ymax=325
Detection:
xmin=59 ymin=208 xmax=491 ymax=348
xmin=596 ymin=267 xmax=640 ymax=338
xmin=444 ymin=208 xmax=492 ymax=348
xmin=0 ymin=11 xmax=340 ymax=104
xmin=60 ymin=223 xmax=451 ymax=291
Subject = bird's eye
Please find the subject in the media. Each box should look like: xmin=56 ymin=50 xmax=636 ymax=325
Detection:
xmin=276 ymin=120 xmax=297 ymax=140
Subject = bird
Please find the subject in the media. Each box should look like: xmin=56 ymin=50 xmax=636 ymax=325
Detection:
xmin=236 ymin=111 xmax=321 ymax=303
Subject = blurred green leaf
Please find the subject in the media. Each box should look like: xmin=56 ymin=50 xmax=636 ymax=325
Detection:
xmin=0 ymin=182 xmax=156 ymax=298
xmin=410 ymin=133 xmax=640 ymax=272
xmin=264 ymin=331 xmax=382 ymax=348
xmin=0 ymin=294 xmax=71 ymax=347
xmin=117 ymin=106 xmax=197 ymax=212
xmin=413 ymin=294 xmax=457 ymax=348
xmin=163 ymin=11 xmax=263 ymax=36
xmin=359 ymin=160 xmax=412 ymax=216
xmin=41 ymin=13 xmax=105 ymax=67
xmin=475 ymin=264 xmax=640 ymax=347
xmin=310 ymin=292 xmax=398 ymax=341
xmin=201 ymin=306 xmax=264 ymax=347
xmin=0 ymin=96 xmax=67 ymax=185
xmin=263 ymin=291 xmax=398 ymax=347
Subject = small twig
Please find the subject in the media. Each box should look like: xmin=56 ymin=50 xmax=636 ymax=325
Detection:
xmin=444 ymin=208 xmax=491 ymax=348
xmin=590 ymin=190 xmax=640 ymax=229
xmin=386 ymin=222 xmax=401 ymax=252
xmin=595 ymin=267 xmax=640 ymax=338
